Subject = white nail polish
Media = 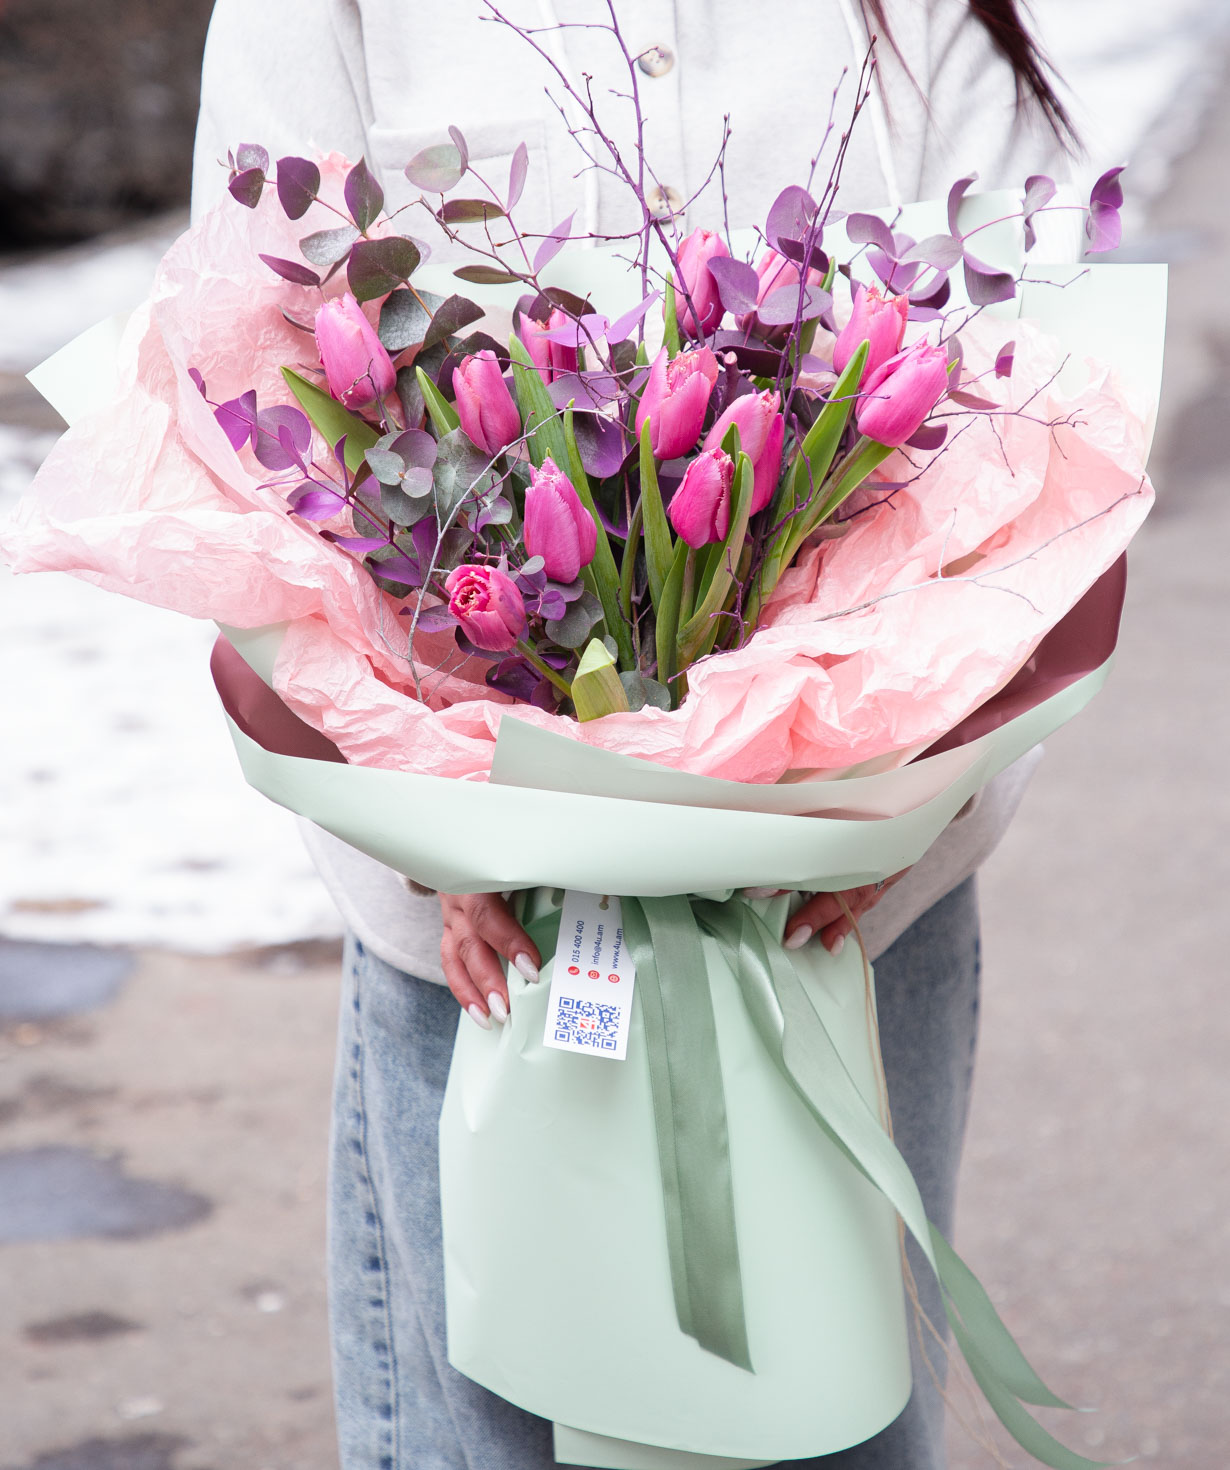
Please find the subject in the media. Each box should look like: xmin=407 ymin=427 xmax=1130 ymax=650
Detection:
xmin=513 ymin=952 xmax=540 ymax=983
xmin=743 ymin=886 xmax=778 ymax=900
xmin=467 ymin=1004 xmax=492 ymax=1031
xmin=784 ymin=925 xmax=813 ymax=951
xmin=488 ymin=992 xmax=509 ymax=1023
xmin=829 ymin=934 xmax=846 ymax=957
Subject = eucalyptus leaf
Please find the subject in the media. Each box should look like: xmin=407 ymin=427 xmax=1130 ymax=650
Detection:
xmin=347 ymin=236 xmax=422 ymax=303
xmin=545 ymin=590 xmax=603 ymax=649
xmin=275 ymin=156 xmax=320 ymax=220
xmin=405 ymin=143 xmax=465 ymax=193
xmin=345 ymin=158 xmax=384 ymax=233
xmin=300 ymin=225 xmax=360 ymax=268
xmin=433 ymin=428 xmax=496 ymax=520
xmin=439 ymin=198 xmax=507 ymax=224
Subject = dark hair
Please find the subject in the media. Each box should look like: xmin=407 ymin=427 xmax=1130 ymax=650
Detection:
xmin=861 ymin=0 xmax=1076 ymax=144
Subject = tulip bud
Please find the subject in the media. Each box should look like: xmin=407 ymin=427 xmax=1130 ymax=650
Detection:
xmin=675 ymin=228 xmax=729 ymax=337
xmin=668 ymin=447 xmax=735 ymax=548
xmin=832 ymin=284 xmax=910 ymax=380
xmin=702 ymin=389 xmax=784 ymax=513
xmin=855 ymin=339 xmax=950 ymax=448
xmin=313 ymin=292 xmax=397 ymax=409
xmin=519 ymin=307 xmax=579 ymax=383
xmin=524 ymin=456 xmax=598 ymax=584
xmin=634 ymin=346 xmax=720 ymax=461
xmin=445 ymin=563 xmax=527 ymax=652
xmin=453 ymin=350 xmax=522 ymax=456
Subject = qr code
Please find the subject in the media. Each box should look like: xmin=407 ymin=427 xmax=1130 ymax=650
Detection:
xmin=554 ymin=996 xmax=621 ymax=1051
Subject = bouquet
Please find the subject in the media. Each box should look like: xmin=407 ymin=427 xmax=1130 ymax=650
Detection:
xmin=2 ymin=27 xmax=1164 ymax=1470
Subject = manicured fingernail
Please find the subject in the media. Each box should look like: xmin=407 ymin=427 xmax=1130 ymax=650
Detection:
xmin=828 ymin=933 xmax=846 ymax=957
xmin=743 ymin=887 xmax=778 ymax=900
xmin=488 ymin=992 xmax=509 ymax=1024
xmin=513 ymin=952 xmax=539 ymax=983
xmin=467 ymin=1004 xmax=492 ymax=1031
xmin=784 ymin=925 xmax=813 ymax=951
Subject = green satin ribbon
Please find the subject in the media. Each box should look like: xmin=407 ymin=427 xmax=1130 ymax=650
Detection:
xmin=522 ymin=893 xmax=1109 ymax=1470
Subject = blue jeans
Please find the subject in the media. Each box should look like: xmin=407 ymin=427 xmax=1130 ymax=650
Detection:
xmin=328 ymin=879 xmax=981 ymax=1470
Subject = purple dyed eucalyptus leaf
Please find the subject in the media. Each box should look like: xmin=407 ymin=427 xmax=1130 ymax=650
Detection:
xmin=453 ymin=264 xmax=521 ymax=285
xmin=708 ymin=257 xmax=761 ymax=317
xmin=908 ymin=271 xmax=952 ymax=311
xmin=867 ymin=250 xmax=922 ymax=294
xmin=289 ymin=486 xmax=348 ymax=521
xmin=845 ymin=212 xmax=897 ymax=255
xmin=946 ymin=174 xmax=978 ymax=234
xmin=377 ymin=553 xmax=426 ymax=586
xmin=235 ymin=143 xmax=269 ymax=173
xmin=1085 ymin=165 xmax=1126 ymax=253
xmin=411 ymin=603 xmax=459 ymax=634
xmin=708 ymin=333 xmax=783 ymax=377
xmin=899 ymin=233 xmax=963 ymax=270
xmin=188 ymin=367 xmax=207 ymax=396
xmin=379 ymin=288 xmax=433 ymax=352
xmin=507 ymin=142 xmax=529 ymax=210
xmin=776 ymin=237 xmax=828 ymax=276
xmin=949 ymin=388 xmax=998 ymax=411
xmin=547 ymin=371 xmax=619 ymax=414
xmin=324 ymin=531 xmax=388 ymax=552
xmin=300 ymin=225 xmax=360 ymax=268
xmin=757 ymin=283 xmax=830 ymax=326
xmin=553 ymin=577 xmax=585 ymax=605
xmin=994 ymin=342 xmax=1016 ymax=378
xmin=486 ymin=656 xmax=541 ymax=702
xmin=1023 ymin=174 xmax=1056 ymax=215
xmin=228 ymin=167 xmax=265 ymax=210
xmin=766 ymin=185 xmax=817 ymax=251
xmin=904 ymin=423 xmax=948 ymax=451
xmin=906 ymin=306 xmax=946 ymax=324
xmin=537 ymin=589 xmax=567 ymax=623
xmin=439 ymin=198 xmax=507 ymax=225
xmin=471 ymin=496 xmax=514 ymax=532
xmin=607 ymin=293 xmax=659 ymax=344
xmin=962 ymin=254 xmax=1017 ymax=306
xmin=347 ymin=235 xmax=422 ymax=303
xmin=533 ymin=211 xmax=576 ymax=272
xmin=259 ymin=253 xmax=321 ymax=287
xmin=405 ymin=143 xmax=465 ymax=193
xmin=571 ymin=413 xmax=629 ymax=479
xmin=519 ymin=556 xmax=546 ymax=579
xmin=421 ymin=294 xmax=484 ymax=351
xmin=448 ymin=126 xmax=470 ymax=171
xmin=275 ymin=156 xmax=321 ymax=220
xmin=253 ymin=406 xmax=312 ymax=471
xmin=215 ymin=390 xmax=258 ymax=451
xmin=946 ymin=336 xmax=965 ymax=388
xmin=344 ymin=158 xmax=384 ymax=233
xmin=382 ymin=428 xmax=437 ymax=471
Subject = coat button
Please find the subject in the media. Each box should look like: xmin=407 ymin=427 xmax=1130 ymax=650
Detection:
xmin=637 ymin=44 xmax=676 ymax=78
xmin=647 ymin=184 xmax=683 ymax=219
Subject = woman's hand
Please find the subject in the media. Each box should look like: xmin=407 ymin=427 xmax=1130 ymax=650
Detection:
xmin=745 ymin=870 xmax=911 ymax=955
xmin=439 ymin=894 xmax=541 ymax=1029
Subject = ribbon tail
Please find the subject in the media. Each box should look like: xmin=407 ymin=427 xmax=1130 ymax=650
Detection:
xmin=623 ymin=896 xmax=752 ymax=1371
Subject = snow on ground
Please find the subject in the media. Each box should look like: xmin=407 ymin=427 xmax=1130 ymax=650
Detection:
xmin=1 ymin=6 xmax=1225 ymax=952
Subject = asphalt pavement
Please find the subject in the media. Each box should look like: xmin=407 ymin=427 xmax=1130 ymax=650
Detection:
xmin=3 ymin=56 xmax=1230 ymax=1470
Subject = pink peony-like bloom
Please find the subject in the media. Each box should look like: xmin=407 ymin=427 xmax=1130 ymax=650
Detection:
xmin=519 ymin=307 xmax=579 ymax=383
xmin=313 ymin=293 xmax=397 ymax=409
xmin=453 ymin=350 xmax=521 ymax=456
xmin=524 ymin=456 xmax=598 ymax=584
xmin=445 ymin=563 xmax=527 ymax=652
xmin=675 ymin=228 xmax=729 ymax=337
xmin=669 ymin=447 xmax=736 ymax=548
xmin=702 ymin=389 xmax=784 ymax=513
xmin=855 ymin=338 xmax=951 ymax=448
xmin=832 ymin=284 xmax=910 ymax=380
xmin=634 ymin=346 xmax=720 ymax=461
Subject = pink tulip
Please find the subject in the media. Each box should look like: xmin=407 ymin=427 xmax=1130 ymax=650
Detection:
xmin=737 ymin=249 xmax=825 ymax=331
xmin=313 ymin=293 xmax=397 ymax=409
xmin=519 ymin=307 xmax=579 ymax=383
xmin=634 ymin=346 xmax=720 ymax=461
xmin=453 ymin=350 xmax=522 ymax=456
xmin=702 ymin=389 xmax=784 ymax=513
xmin=856 ymin=339 xmax=950 ymax=448
xmin=832 ymin=284 xmax=910 ymax=379
xmin=524 ymin=457 xmax=597 ymax=583
xmin=669 ymin=447 xmax=735 ymax=548
xmin=674 ymin=228 xmax=729 ymax=337
xmin=445 ymin=563 xmax=527 ymax=652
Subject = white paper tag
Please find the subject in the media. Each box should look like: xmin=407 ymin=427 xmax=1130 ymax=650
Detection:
xmin=543 ymin=890 xmax=636 ymax=1061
